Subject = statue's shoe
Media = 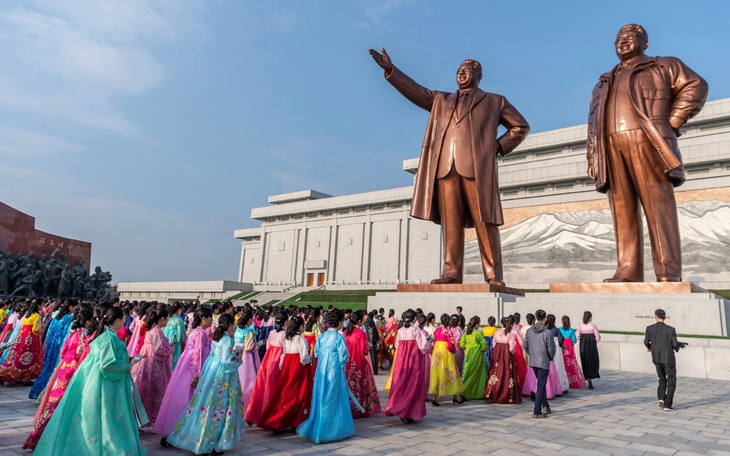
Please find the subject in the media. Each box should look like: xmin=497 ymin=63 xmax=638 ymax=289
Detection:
xmin=657 ymin=275 xmax=681 ymax=282
xmin=430 ymin=277 xmax=462 ymax=284
xmin=602 ymin=275 xmax=633 ymax=283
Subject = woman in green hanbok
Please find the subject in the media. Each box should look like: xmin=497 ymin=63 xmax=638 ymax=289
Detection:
xmin=459 ymin=316 xmax=488 ymax=400
xmin=34 ymin=305 xmax=149 ymax=456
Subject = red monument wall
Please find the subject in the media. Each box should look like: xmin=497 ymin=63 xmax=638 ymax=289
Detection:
xmin=0 ymin=202 xmax=91 ymax=267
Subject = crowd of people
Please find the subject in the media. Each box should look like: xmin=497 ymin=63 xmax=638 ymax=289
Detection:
xmin=0 ymin=297 xmax=603 ymax=455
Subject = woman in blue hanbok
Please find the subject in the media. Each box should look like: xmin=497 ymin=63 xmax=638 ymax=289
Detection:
xmin=166 ymin=313 xmax=244 ymax=455
xmin=29 ymin=300 xmax=76 ymax=399
xmin=297 ymin=309 xmax=355 ymax=443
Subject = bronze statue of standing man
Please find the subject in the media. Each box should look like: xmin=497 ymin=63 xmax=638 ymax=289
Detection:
xmin=587 ymin=24 xmax=708 ymax=283
xmin=369 ymin=48 xmax=529 ymax=286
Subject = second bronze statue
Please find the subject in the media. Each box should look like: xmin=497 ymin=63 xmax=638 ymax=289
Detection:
xmin=369 ymin=48 xmax=529 ymax=286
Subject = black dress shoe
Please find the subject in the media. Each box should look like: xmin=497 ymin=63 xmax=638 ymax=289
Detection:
xmin=431 ymin=277 xmax=462 ymax=284
xmin=452 ymin=397 xmax=464 ymax=405
xmin=160 ymin=437 xmax=172 ymax=448
xmin=431 ymin=399 xmax=440 ymax=407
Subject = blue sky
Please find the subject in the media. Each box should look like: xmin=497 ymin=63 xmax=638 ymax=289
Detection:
xmin=1 ymin=0 xmax=729 ymax=283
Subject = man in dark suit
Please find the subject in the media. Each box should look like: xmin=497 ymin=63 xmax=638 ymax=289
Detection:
xmin=644 ymin=308 xmax=681 ymax=410
xmin=369 ymin=48 xmax=529 ymax=286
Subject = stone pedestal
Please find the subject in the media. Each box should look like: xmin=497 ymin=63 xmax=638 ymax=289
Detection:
xmin=397 ymin=283 xmax=525 ymax=296
xmin=508 ymin=284 xmax=730 ymax=337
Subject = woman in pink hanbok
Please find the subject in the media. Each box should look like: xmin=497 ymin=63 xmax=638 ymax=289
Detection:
xmin=126 ymin=302 xmax=150 ymax=357
xmin=130 ymin=306 xmax=172 ymax=426
xmin=23 ymin=305 xmax=94 ymax=450
xmin=155 ymin=307 xmax=213 ymax=447
xmin=234 ymin=309 xmax=261 ymax=409
xmin=384 ymin=309 xmax=432 ymax=423
xmin=450 ymin=314 xmax=465 ymax=375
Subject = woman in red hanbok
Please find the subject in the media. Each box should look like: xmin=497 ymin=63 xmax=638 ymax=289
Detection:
xmin=344 ymin=311 xmax=381 ymax=418
xmin=245 ymin=311 xmax=288 ymax=426
xmin=23 ymin=305 xmax=94 ymax=450
xmin=0 ymin=303 xmax=43 ymax=384
xmin=384 ymin=309 xmax=432 ymax=423
xmin=509 ymin=315 xmax=528 ymax=386
xmin=559 ymin=315 xmax=586 ymax=389
xmin=484 ymin=317 xmax=521 ymax=404
xmin=130 ymin=307 xmax=172 ymax=426
xmin=259 ymin=315 xmax=314 ymax=431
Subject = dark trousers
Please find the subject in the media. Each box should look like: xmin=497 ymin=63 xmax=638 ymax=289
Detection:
xmin=655 ymin=363 xmax=677 ymax=407
xmin=370 ymin=346 xmax=378 ymax=375
xmin=533 ymin=366 xmax=550 ymax=415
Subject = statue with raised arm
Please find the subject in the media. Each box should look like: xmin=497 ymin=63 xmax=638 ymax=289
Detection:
xmin=369 ymin=48 xmax=529 ymax=286
xmin=587 ymin=24 xmax=708 ymax=282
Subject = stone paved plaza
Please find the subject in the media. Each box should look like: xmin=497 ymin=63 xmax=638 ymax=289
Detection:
xmin=2 ymin=371 xmax=730 ymax=455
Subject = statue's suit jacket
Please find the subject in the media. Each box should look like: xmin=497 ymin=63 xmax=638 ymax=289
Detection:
xmin=587 ymin=55 xmax=708 ymax=193
xmin=385 ymin=66 xmax=529 ymax=227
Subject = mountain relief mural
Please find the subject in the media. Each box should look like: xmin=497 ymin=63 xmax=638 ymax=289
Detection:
xmin=464 ymin=200 xmax=730 ymax=287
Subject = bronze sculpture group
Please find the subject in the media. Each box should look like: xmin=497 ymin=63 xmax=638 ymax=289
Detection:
xmin=370 ymin=24 xmax=708 ymax=286
xmin=0 ymin=248 xmax=112 ymax=300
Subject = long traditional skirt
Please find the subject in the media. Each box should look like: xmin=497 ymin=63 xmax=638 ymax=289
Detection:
xmin=384 ymin=340 xmax=429 ymax=420
xmin=0 ymin=325 xmax=43 ymax=383
xmin=579 ymin=334 xmax=600 ymax=380
xmin=428 ymin=341 xmax=464 ymax=397
xmin=483 ymin=342 xmax=521 ymax=404
xmin=562 ymin=338 xmax=586 ymax=389
xmin=244 ymin=345 xmax=283 ymax=425
xmin=259 ymin=354 xmax=314 ymax=430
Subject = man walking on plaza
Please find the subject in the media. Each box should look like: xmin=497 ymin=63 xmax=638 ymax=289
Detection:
xmin=644 ymin=309 xmax=681 ymax=410
xmin=523 ymin=309 xmax=555 ymax=418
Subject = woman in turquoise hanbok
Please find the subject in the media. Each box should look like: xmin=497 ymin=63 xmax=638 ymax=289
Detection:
xmin=34 ymin=305 xmax=149 ymax=456
xmin=163 ymin=302 xmax=187 ymax=370
xmin=166 ymin=313 xmax=244 ymax=455
xmin=297 ymin=308 xmax=355 ymax=443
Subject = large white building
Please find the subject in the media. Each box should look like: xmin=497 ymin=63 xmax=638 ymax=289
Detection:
xmin=236 ymin=98 xmax=730 ymax=290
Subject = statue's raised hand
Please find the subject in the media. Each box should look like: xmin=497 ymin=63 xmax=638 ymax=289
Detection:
xmin=369 ymin=47 xmax=393 ymax=73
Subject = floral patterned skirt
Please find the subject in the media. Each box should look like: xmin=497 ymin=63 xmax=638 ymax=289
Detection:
xmin=484 ymin=342 xmax=521 ymax=404
xmin=0 ymin=325 xmax=42 ymax=383
xmin=428 ymin=341 xmax=464 ymax=397
xmin=167 ymin=367 xmax=244 ymax=453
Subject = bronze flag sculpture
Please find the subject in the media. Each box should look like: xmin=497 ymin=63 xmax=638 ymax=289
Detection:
xmin=369 ymin=48 xmax=529 ymax=286
xmin=587 ymin=24 xmax=708 ymax=283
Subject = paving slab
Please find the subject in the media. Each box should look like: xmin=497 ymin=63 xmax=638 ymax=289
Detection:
xmin=2 ymin=370 xmax=730 ymax=455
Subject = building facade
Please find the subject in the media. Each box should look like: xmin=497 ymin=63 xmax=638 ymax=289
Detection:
xmin=236 ymin=98 xmax=730 ymax=289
